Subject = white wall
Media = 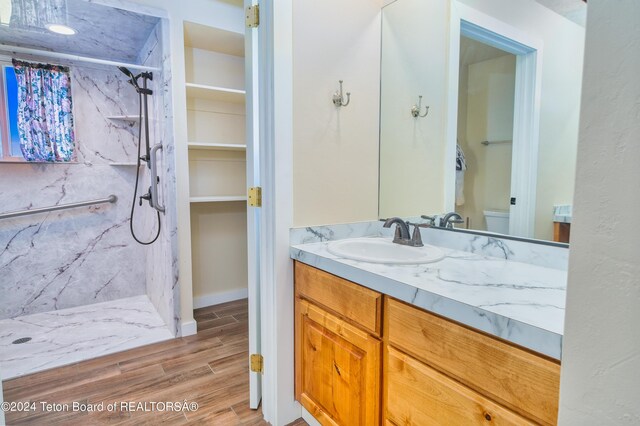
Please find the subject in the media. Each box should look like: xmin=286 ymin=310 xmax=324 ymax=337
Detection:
xmin=378 ymin=0 xmax=449 ymax=219
xmin=378 ymin=0 xmax=583 ymax=239
xmin=559 ymin=0 xmax=640 ymax=423
xmin=292 ymin=0 xmax=382 ymax=226
xmin=456 ymin=0 xmax=584 ymax=240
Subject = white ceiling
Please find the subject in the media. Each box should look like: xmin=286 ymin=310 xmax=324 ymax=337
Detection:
xmin=459 ymin=35 xmax=512 ymax=69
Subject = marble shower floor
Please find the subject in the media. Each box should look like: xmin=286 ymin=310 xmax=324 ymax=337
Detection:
xmin=0 ymin=295 xmax=173 ymax=380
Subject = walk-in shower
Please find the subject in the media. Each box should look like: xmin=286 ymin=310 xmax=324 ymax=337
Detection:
xmin=118 ymin=66 xmax=164 ymax=245
xmin=0 ymin=0 xmax=179 ymax=381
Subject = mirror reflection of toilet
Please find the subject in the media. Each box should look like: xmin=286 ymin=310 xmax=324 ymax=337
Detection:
xmin=483 ymin=210 xmax=510 ymax=234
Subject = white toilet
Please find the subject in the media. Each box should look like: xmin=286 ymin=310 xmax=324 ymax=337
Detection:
xmin=483 ymin=210 xmax=510 ymax=234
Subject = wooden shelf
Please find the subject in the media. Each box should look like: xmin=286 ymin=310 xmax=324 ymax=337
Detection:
xmin=106 ymin=115 xmax=140 ymax=122
xmin=186 ymin=83 xmax=245 ymax=103
xmin=188 ymin=142 xmax=246 ymax=151
xmin=184 ymin=21 xmax=244 ymax=57
xmin=189 ymin=195 xmax=247 ymax=203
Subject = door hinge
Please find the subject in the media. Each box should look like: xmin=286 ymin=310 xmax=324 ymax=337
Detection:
xmin=248 ymin=186 xmax=262 ymax=207
xmin=246 ymin=5 xmax=259 ymax=28
xmin=250 ymin=353 xmax=263 ymax=373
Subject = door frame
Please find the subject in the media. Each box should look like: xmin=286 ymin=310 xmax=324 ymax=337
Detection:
xmin=245 ymin=0 xmax=262 ymax=410
xmin=257 ymin=0 xmax=302 ymax=424
xmin=445 ymin=1 xmax=543 ymax=238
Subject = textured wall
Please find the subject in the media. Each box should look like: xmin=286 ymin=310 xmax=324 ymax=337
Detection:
xmin=0 ymin=63 xmax=151 ymax=319
xmin=559 ymin=1 xmax=640 ymax=423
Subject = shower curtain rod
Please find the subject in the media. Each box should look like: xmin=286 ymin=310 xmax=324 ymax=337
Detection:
xmin=0 ymin=194 xmax=117 ymax=220
xmin=0 ymin=44 xmax=160 ymax=72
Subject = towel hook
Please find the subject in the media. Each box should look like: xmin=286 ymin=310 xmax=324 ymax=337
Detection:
xmin=411 ymin=95 xmax=429 ymax=118
xmin=333 ymin=80 xmax=351 ymax=107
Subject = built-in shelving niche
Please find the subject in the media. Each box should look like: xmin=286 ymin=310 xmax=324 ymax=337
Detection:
xmin=183 ymin=20 xmax=249 ymax=309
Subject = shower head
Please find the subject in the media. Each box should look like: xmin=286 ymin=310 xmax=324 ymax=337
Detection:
xmin=118 ymin=66 xmax=135 ymax=79
xmin=118 ymin=66 xmax=141 ymax=90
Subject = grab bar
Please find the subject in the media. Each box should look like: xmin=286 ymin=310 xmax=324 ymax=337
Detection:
xmin=0 ymin=195 xmax=117 ymax=220
xmin=149 ymin=143 xmax=165 ymax=213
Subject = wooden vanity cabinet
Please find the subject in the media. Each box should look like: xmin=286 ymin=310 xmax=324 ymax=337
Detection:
xmin=294 ymin=262 xmax=561 ymax=426
xmin=385 ymin=346 xmax=535 ymax=425
xmin=384 ymin=298 xmax=561 ymax=425
xmin=294 ymin=262 xmax=382 ymax=426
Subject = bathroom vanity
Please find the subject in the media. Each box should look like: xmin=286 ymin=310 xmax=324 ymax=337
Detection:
xmin=291 ymin=225 xmax=566 ymax=425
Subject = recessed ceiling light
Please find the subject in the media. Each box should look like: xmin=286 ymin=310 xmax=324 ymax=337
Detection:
xmin=45 ymin=24 xmax=77 ymax=36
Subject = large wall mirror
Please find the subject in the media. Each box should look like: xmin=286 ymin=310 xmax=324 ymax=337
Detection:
xmin=379 ymin=0 xmax=586 ymax=243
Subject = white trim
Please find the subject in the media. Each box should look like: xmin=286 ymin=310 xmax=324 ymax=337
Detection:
xmin=259 ymin=0 xmax=301 ymax=424
xmin=301 ymin=407 xmax=322 ymax=426
xmin=245 ymin=0 xmax=262 ymax=410
xmin=180 ymin=319 xmax=198 ymax=337
xmin=192 ymin=288 xmax=248 ymax=309
xmin=443 ymin=8 xmax=461 ymax=213
xmin=446 ymin=1 xmax=543 ymax=238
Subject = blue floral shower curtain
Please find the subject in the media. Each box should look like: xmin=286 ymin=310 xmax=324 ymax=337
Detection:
xmin=12 ymin=59 xmax=76 ymax=162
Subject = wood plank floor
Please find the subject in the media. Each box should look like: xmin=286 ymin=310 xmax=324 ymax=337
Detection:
xmin=2 ymin=299 xmax=307 ymax=426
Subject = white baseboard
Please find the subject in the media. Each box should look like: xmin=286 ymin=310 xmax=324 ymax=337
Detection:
xmin=180 ymin=319 xmax=198 ymax=337
xmin=301 ymin=407 xmax=321 ymax=426
xmin=193 ymin=288 xmax=248 ymax=309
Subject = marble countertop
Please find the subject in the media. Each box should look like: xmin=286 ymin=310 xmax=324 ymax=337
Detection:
xmin=553 ymin=204 xmax=573 ymax=223
xmin=291 ymin=238 xmax=566 ymax=360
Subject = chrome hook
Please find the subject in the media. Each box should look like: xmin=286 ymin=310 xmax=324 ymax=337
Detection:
xmin=332 ymin=80 xmax=351 ymax=107
xmin=411 ymin=95 xmax=429 ymax=118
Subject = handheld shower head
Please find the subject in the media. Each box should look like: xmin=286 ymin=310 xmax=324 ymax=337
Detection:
xmin=118 ymin=66 xmax=135 ymax=79
xmin=118 ymin=66 xmax=141 ymax=90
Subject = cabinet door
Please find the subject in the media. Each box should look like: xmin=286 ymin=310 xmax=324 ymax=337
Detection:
xmin=385 ymin=346 xmax=536 ymax=426
xmin=295 ymin=298 xmax=381 ymax=426
xmin=386 ymin=298 xmax=560 ymax=425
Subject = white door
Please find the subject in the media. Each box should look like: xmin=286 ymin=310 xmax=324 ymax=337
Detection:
xmin=245 ymin=0 xmax=262 ymax=409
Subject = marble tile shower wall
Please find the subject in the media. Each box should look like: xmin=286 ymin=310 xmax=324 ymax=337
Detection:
xmin=0 ymin=64 xmax=152 ymax=320
xmin=138 ymin=21 xmax=181 ymax=335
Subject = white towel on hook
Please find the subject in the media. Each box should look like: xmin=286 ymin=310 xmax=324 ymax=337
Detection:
xmin=456 ymin=144 xmax=466 ymax=206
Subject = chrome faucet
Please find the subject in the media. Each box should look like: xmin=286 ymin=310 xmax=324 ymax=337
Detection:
xmin=383 ymin=217 xmax=424 ymax=247
xmin=440 ymin=212 xmax=464 ymax=228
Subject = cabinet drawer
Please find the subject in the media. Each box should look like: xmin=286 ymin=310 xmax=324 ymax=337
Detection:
xmin=385 ymin=346 xmax=535 ymax=426
xmin=295 ymin=261 xmax=382 ymax=336
xmin=385 ymin=298 xmax=560 ymax=425
xmin=295 ymin=299 xmax=381 ymax=426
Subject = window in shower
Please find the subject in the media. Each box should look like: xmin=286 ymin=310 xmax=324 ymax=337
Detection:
xmin=0 ymin=63 xmax=22 ymax=162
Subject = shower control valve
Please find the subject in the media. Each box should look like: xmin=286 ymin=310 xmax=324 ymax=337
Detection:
xmin=139 ymin=190 xmax=151 ymax=206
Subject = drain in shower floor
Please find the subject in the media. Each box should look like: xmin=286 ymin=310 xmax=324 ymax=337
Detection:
xmin=12 ymin=337 xmax=32 ymax=344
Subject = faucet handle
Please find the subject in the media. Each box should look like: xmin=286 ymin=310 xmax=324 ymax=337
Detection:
xmin=420 ymin=215 xmax=437 ymax=226
xmin=393 ymin=224 xmax=403 ymax=241
xmin=411 ymin=224 xmax=423 ymax=247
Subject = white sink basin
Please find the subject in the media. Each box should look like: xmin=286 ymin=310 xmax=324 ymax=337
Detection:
xmin=327 ymin=237 xmax=445 ymax=265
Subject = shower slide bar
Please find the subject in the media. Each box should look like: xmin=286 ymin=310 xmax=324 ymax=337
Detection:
xmin=481 ymin=140 xmax=512 ymax=146
xmin=0 ymin=44 xmax=160 ymax=72
xmin=0 ymin=195 xmax=117 ymax=220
